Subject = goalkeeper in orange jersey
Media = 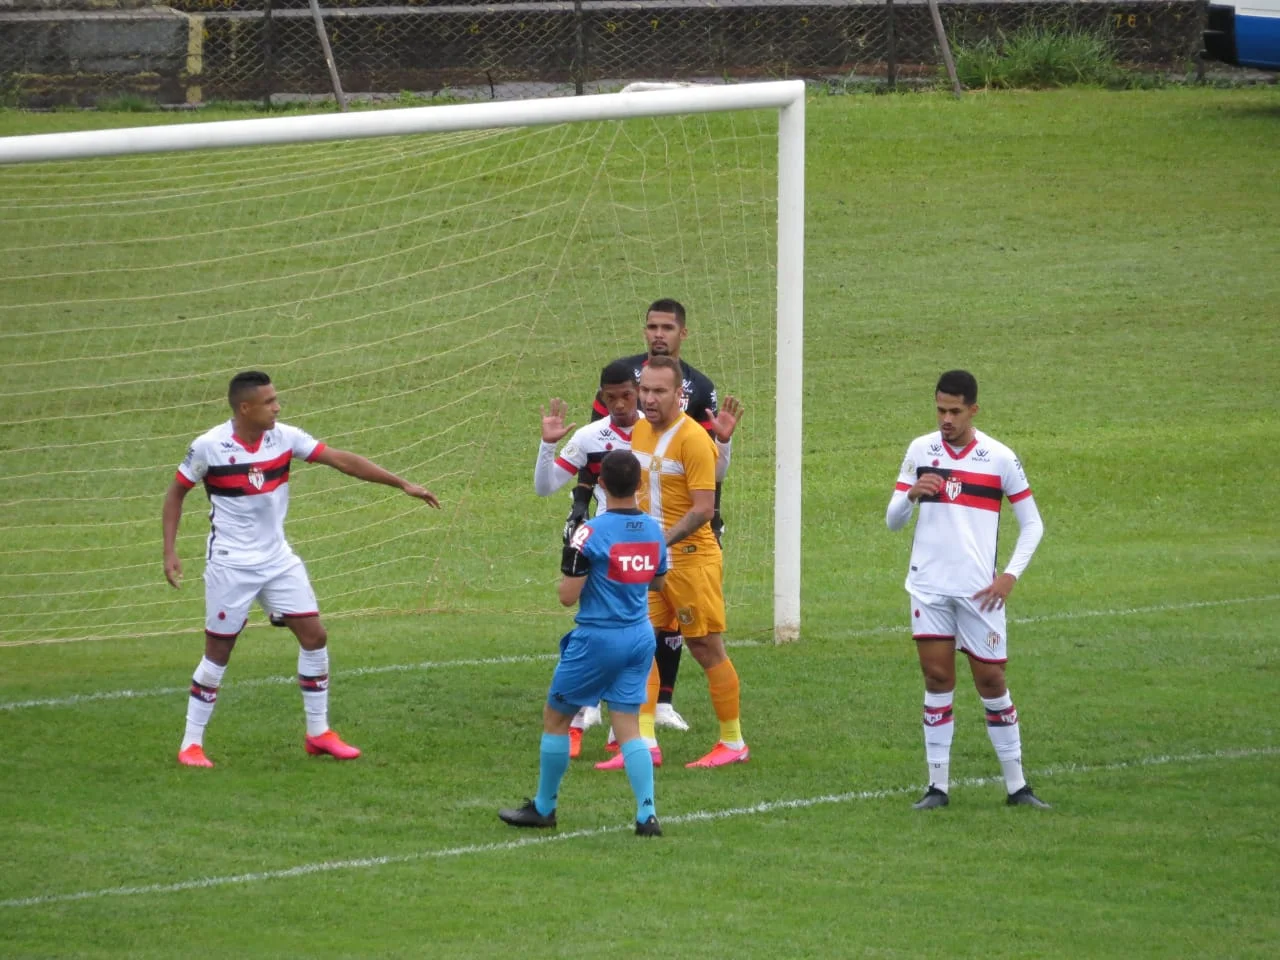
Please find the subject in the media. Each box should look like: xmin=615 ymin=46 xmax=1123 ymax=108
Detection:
xmin=569 ymin=298 xmax=735 ymax=735
xmin=594 ymin=355 xmax=748 ymax=770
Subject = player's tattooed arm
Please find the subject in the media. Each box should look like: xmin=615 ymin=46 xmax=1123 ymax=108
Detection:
xmin=665 ymin=488 xmax=715 ymax=546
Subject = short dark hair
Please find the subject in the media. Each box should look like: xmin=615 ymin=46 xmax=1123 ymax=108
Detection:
xmin=600 ymin=360 xmax=639 ymax=389
xmin=646 ymin=298 xmax=687 ymax=328
xmin=228 ymin=370 xmax=272 ymax=410
xmin=599 ymin=450 xmax=641 ymax=498
xmin=643 ymin=355 xmax=682 ymax=390
xmin=936 ymin=369 xmax=978 ymax=405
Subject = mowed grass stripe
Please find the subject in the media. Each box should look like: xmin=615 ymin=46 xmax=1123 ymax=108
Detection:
xmin=3 ymin=745 xmax=1274 ymax=910
xmin=2 ymin=593 xmax=1275 ymax=712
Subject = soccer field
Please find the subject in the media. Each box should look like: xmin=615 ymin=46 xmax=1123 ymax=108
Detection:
xmin=1 ymin=87 xmax=1278 ymax=958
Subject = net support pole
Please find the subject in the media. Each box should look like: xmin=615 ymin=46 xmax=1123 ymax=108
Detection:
xmin=308 ymin=0 xmax=348 ymax=112
xmin=928 ymin=0 xmax=963 ymax=98
xmin=774 ymin=88 xmax=804 ymax=644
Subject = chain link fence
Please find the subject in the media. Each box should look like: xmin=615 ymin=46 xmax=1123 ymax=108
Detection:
xmin=1 ymin=0 xmax=1212 ymax=106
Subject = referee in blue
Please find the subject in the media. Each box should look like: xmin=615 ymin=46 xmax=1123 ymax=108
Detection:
xmin=500 ymin=450 xmax=668 ymax=837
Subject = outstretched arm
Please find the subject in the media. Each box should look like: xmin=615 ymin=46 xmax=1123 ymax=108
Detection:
xmin=311 ymin=447 xmax=440 ymax=507
xmin=162 ymin=479 xmax=192 ymax=588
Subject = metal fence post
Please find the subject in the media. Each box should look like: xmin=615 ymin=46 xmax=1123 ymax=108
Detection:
xmin=261 ymin=0 xmax=276 ymax=108
xmin=573 ymin=0 xmax=586 ymax=96
xmin=886 ymin=0 xmax=898 ymax=88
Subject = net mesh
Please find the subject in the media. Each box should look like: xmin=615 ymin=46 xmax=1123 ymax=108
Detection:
xmin=0 ymin=109 xmax=778 ymax=647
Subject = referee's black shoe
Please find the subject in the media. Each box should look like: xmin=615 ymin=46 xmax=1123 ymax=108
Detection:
xmin=635 ymin=815 xmax=663 ymax=837
xmin=1006 ymin=785 xmax=1051 ymax=808
xmin=498 ymin=799 xmax=557 ymax=829
xmin=912 ymin=786 xmax=950 ymax=810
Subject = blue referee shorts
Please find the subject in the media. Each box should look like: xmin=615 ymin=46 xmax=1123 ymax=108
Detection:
xmin=546 ymin=622 xmax=654 ymax=716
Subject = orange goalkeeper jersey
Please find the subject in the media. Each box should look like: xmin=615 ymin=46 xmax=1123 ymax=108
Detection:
xmin=630 ymin=413 xmax=721 ymax=568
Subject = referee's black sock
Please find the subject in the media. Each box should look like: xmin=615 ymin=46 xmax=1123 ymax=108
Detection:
xmin=655 ymin=630 xmax=683 ymax=704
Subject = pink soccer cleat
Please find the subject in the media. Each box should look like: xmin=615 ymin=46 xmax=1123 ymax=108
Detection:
xmin=178 ymin=744 xmax=214 ymax=768
xmin=594 ymin=745 xmax=662 ymax=770
xmin=304 ymin=730 xmax=361 ymax=760
xmin=569 ymin=727 xmax=583 ymax=759
xmin=685 ymin=743 xmax=750 ymax=768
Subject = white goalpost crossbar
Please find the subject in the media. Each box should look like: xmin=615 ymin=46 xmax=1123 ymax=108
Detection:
xmin=0 ymin=80 xmax=805 ymax=643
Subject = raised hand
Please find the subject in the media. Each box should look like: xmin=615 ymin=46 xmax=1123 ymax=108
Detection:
xmin=708 ymin=395 xmax=744 ymax=443
xmin=541 ymin=398 xmax=577 ymax=444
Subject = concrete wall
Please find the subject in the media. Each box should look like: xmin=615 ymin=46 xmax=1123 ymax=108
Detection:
xmin=0 ymin=1 xmax=201 ymax=105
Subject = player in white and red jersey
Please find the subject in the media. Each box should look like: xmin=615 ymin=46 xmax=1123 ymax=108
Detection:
xmin=533 ymin=360 xmax=640 ymax=756
xmin=886 ymin=370 xmax=1048 ymax=810
xmin=162 ymin=370 xmax=440 ymax=769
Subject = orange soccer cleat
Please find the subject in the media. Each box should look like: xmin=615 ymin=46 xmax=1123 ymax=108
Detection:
xmin=594 ymin=745 xmax=662 ymax=770
xmin=177 ymin=744 xmax=214 ymax=768
xmin=685 ymin=743 xmax=750 ymax=768
xmin=569 ymin=727 xmax=583 ymax=759
xmin=304 ymin=730 xmax=362 ymax=760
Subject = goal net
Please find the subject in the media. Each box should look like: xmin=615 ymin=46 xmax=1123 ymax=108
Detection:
xmin=0 ymin=83 xmax=803 ymax=649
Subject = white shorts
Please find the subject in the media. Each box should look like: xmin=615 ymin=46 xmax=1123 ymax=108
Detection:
xmin=909 ymin=592 xmax=1007 ymax=664
xmin=203 ymin=554 xmax=319 ymax=637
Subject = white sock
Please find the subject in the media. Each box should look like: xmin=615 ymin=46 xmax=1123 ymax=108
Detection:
xmin=923 ymin=690 xmax=955 ymax=793
xmin=982 ymin=691 xmax=1026 ymax=794
xmin=570 ymin=706 xmax=588 ymax=731
xmin=298 ymin=647 xmax=330 ymax=737
xmin=182 ymin=657 xmax=227 ymax=750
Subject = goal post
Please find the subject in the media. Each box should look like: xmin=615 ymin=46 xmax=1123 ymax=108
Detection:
xmin=0 ymin=80 xmax=804 ymax=645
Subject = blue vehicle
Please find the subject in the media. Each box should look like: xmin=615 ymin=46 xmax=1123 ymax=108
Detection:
xmin=1203 ymin=0 xmax=1280 ymax=70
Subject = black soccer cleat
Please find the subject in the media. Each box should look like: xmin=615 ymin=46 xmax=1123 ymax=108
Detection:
xmin=269 ymin=613 xmax=288 ymax=627
xmin=498 ymin=799 xmax=557 ymax=829
xmin=912 ymin=786 xmax=950 ymax=810
xmin=1006 ymin=785 xmax=1051 ymax=808
xmin=635 ymin=815 xmax=663 ymax=837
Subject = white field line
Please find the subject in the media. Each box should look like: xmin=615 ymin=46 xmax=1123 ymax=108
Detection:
xmin=3 ymin=594 xmax=1277 ymax=713
xmin=1 ymin=745 xmax=1274 ymax=911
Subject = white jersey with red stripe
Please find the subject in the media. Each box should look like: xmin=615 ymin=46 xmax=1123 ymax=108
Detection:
xmin=175 ymin=420 xmax=326 ymax=569
xmin=893 ymin=429 xmax=1033 ymax=597
xmin=546 ymin=418 xmax=634 ymax=511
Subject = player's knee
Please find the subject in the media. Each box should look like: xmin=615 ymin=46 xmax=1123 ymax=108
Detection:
xmin=919 ymin=662 xmax=953 ymax=691
xmin=295 ymin=620 xmax=327 ymax=649
xmin=973 ymin=672 xmax=1007 ymax=700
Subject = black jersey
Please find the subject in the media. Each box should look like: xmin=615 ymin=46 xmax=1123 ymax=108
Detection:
xmin=591 ymin=353 xmax=718 ymax=435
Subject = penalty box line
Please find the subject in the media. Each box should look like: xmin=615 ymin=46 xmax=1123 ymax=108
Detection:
xmin=2 ymin=594 xmax=1279 ymax=713
xmin=1 ymin=746 xmax=1275 ymax=910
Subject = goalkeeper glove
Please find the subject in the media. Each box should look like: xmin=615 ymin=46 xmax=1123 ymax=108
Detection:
xmin=563 ymin=483 xmax=593 ymax=545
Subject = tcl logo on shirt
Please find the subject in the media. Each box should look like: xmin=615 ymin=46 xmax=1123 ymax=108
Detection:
xmin=608 ymin=542 xmax=661 ymax=583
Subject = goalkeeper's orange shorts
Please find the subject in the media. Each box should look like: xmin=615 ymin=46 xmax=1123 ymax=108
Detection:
xmin=648 ymin=560 xmax=725 ymax=639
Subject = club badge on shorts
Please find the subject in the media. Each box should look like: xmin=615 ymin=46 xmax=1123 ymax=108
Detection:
xmin=677 ymin=607 xmax=695 ymax=626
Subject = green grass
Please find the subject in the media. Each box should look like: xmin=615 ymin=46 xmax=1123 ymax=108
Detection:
xmin=1 ymin=87 xmax=1279 ymax=957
